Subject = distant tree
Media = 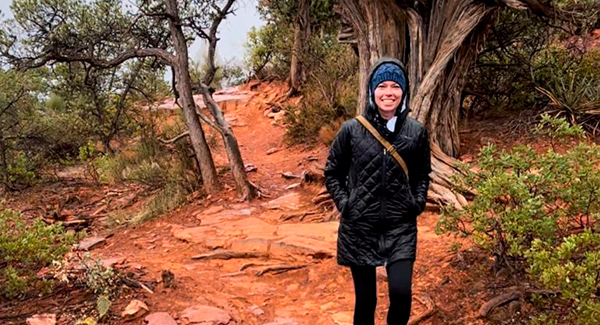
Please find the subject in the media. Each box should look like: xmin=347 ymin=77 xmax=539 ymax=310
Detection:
xmin=49 ymin=60 xmax=163 ymax=153
xmin=255 ymin=0 xmax=338 ymax=92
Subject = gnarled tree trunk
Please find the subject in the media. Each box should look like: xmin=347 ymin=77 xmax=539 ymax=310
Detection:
xmin=337 ymin=0 xmax=546 ymax=207
xmin=165 ymin=0 xmax=220 ymax=193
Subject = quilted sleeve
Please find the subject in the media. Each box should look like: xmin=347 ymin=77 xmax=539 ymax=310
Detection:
xmin=324 ymin=121 xmax=352 ymax=213
xmin=410 ymin=127 xmax=432 ymax=214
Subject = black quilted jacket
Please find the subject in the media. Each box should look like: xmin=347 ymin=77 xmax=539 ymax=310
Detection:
xmin=324 ymin=58 xmax=431 ymax=266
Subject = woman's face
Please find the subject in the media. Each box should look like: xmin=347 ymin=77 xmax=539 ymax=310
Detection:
xmin=374 ymin=81 xmax=403 ymax=116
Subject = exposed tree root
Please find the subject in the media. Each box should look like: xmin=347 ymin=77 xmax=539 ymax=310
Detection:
xmin=478 ymin=290 xmax=522 ymax=318
xmin=191 ymin=249 xmax=268 ymax=260
xmin=239 ymin=262 xmax=277 ymax=272
xmin=280 ymin=210 xmax=320 ymax=221
xmin=408 ymin=293 xmax=436 ymax=325
xmin=255 ymin=264 xmax=308 ymax=276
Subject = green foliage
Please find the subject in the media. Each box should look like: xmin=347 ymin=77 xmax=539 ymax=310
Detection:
xmin=78 ymin=254 xmax=118 ymax=320
xmin=95 ymin=127 xmax=200 ymax=222
xmin=81 ymin=254 xmax=118 ymax=296
xmin=535 ymin=48 xmax=600 ymax=134
xmin=96 ymin=295 xmax=112 ymax=320
xmin=285 ymin=43 xmax=358 ymax=143
xmin=527 ymin=231 xmax=600 ymax=324
xmin=247 ymin=0 xmax=338 ymax=79
xmin=7 ymin=152 xmax=39 ymax=186
xmin=245 ymin=24 xmax=293 ymax=79
xmin=0 ymin=209 xmax=77 ymax=298
xmin=466 ymin=1 xmax=600 ymax=118
xmin=437 ymin=116 xmax=600 ymax=323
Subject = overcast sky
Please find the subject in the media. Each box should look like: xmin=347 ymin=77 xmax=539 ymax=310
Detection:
xmin=0 ymin=0 xmax=265 ymax=67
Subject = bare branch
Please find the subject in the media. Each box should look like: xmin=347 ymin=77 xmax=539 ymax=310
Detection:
xmin=159 ymin=131 xmax=189 ymax=144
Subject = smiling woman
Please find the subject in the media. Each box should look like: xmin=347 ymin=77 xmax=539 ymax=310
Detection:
xmin=374 ymin=81 xmax=403 ymax=120
xmin=324 ymin=57 xmax=432 ymax=325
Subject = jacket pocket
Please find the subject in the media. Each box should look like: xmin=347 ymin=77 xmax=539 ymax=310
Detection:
xmin=407 ymin=190 xmax=421 ymax=217
xmin=341 ymin=189 xmax=358 ymax=221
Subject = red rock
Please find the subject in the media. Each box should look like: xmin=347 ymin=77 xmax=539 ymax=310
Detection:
xmin=145 ymin=312 xmax=177 ymax=325
xmin=26 ymin=314 xmax=56 ymax=325
xmin=203 ymin=206 xmax=225 ymax=215
xmin=102 ymin=257 xmax=126 ymax=268
xmin=121 ymin=300 xmax=149 ymax=319
xmin=270 ymin=235 xmax=334 ymax=258
xmin=263 ymin=318 xmax=298 ymax=325
xmin=180 ymin=305 xmax=233 ymax=325
xmin=77 ymin=236 xmax=106 ymax=250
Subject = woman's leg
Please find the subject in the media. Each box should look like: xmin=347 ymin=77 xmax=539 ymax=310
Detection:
xmin=385 ymin=259 xmax=414 ymax=325
xmin=350 ymin=265 xmax=377 ymax=325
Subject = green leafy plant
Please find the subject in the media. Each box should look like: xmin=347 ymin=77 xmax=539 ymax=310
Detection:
xmin=0 ymin=209 xmax=77 ymax=298
xmin=437 ymin=116 xmax=600 ymax=323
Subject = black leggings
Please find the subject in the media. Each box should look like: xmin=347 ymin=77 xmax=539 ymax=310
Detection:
xmin=350 ymin=260 xmax=414 ymax=325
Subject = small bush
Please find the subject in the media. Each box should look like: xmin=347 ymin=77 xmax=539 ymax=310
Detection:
xmin=0 ymin=209 xmax=77 ymax=298
xmin=285 ymin=43 xmax=358 ymax=143
xmin=7 ymin=152 xmax=39 ymax=187
xmin=437 ymin=115 xmax=599 ymax=324
xmin=95 ymin=132 xmax=200 ymax=222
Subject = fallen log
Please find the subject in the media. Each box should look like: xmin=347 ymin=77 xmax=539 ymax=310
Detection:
xmin=191 ymin=249 xmax=268 ymax=260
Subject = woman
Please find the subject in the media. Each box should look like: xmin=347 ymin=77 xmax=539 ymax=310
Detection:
xmin=324 ymin=57 xmax=431 ymax=325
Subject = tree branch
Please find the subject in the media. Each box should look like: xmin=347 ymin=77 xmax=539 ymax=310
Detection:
xmin=15 ymin=48 xmax=176 ymax=71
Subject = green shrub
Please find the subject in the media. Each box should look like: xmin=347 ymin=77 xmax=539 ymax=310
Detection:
xmin=94 ymin=133 xmax=200 ymax=222
xmin=527 ymin=230 xmax=600 ymax=324
xmin=535 ymin=48 xmax=600 ymax=135
xmin=437 ymin=115 xmax=599 ymax=323
xmin=0 ymin=209 xmax=77 ymax=298
xmin=285 ymin=43 xmax=358 ymax=143
xmin=7 ymin=152 xmax=39 ymax=186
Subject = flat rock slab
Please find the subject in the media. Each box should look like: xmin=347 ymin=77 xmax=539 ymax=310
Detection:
xmin=270 ymin=235 xmax=335 ymax=258
xmin=262 ymin=192 xmax=304 ymax=210
xmin=262 ymin=318 xmax=299 ymax=325
xmin=331 ymin=311 xmax=353 ymax=325
xmin=174 ymin=216 xmax=338 ymax=258
xmin=219 ymin=218 xmax=277 ymax=237
xmin=277 ymin=222 xmax=338 ymax=242
xmin=202 ymin=206 xmax=225 ymax=215
xmin=145 ymin=312 xmax=177 ymax=325
xmin=230 ymin=237 xmax=271 ymax=253
xmin=78 ymin=236 xmax=106 ymax=251
xmin=101 ymin=257 xmax=126 ymax=268
xmin=180 ymin=305 xmax=234 ymax=325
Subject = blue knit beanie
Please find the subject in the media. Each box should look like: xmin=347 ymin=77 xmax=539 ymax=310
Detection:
xmin=369 ymin=63 xmax=407 ymax=93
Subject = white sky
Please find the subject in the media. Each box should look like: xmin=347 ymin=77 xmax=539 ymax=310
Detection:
xmin=0 ymin=0 xmax=265 ymax=72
